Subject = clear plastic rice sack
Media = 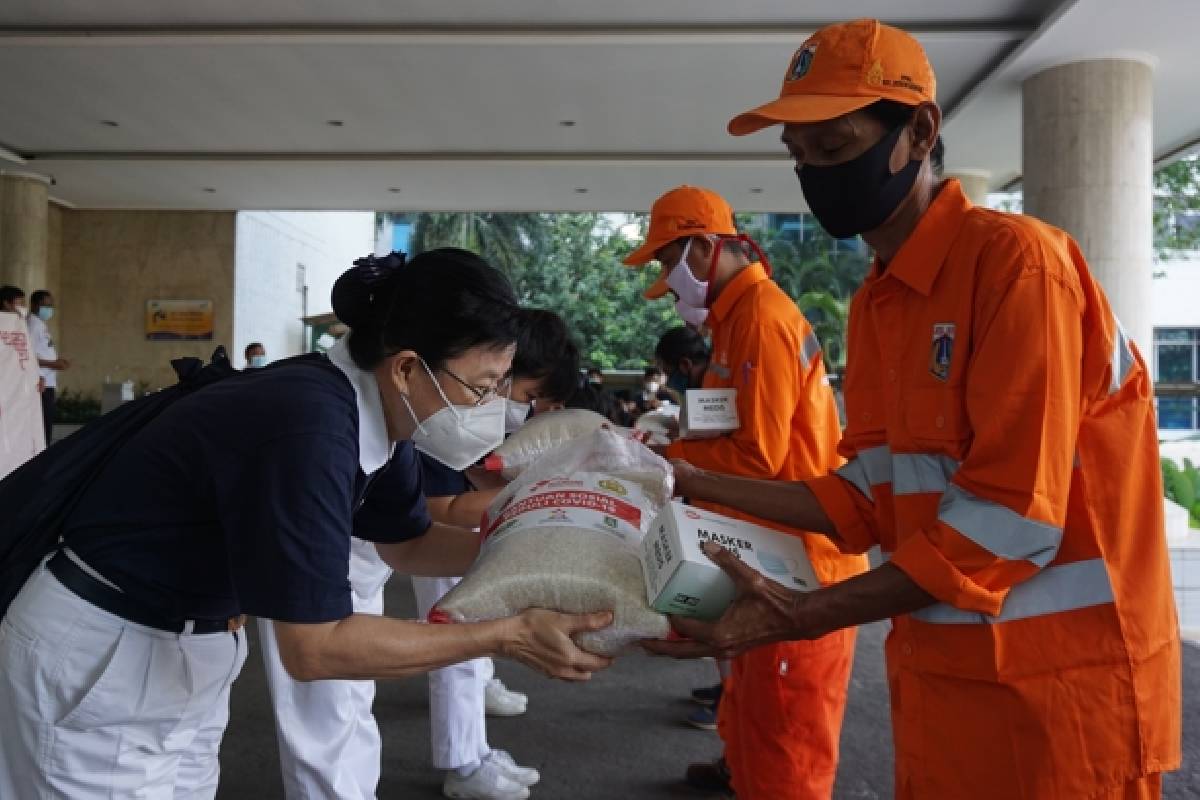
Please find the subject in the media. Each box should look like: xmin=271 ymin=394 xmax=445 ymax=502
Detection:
xmin=434 ymin=429 xmax=674 ymax=656
xmin=482 ymin=408 xmax=647 ymax=480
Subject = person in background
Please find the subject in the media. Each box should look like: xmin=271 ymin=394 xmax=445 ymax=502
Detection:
xmin=584 ymin=367 xmax=604 ymax=387
xmin=626 ymin=185 xmax=867 ymax=799
xmin=649 ymin=18 xmax=1180 ymax=799
xmin=0 ymin=285 xmax=27 ymax=317
xmin=567 ymin=384 xmax=631 ymax=427
xmin=655 ymin=326 xmax=710 ymax=399
xmin=28 ymin=290 xmax=68 ymax=446
xmin=652 ymin=326 xmax=726 ymax=729
xmin=244 ymin=342 xmax=268 ymax=369
xmin=412 ymin=307 xmax=580 ymax=800
xmin=637 ymin=366 xmax=674 ymax=414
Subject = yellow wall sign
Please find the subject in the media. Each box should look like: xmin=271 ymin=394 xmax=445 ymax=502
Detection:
xmin=145 ymin=299 xmax=214 ymax=341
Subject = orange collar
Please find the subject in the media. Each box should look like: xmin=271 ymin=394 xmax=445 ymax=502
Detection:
xmin=709 ymin=261 xmax=770 ymax=326
xmin=869 ymin=178 xmax=972 ymax=297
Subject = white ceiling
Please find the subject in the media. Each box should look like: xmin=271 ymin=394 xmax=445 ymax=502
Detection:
xmin=0 ymin=0 xmax=1195 ymax=212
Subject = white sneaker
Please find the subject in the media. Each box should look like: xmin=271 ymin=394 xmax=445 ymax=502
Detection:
xmin=484 ymin=678 xmax=528 ymax=717
xmin=443 ymin=760 xmax=530 ymax=800
xmin=486 ymin=750 xmax=540 ymax=787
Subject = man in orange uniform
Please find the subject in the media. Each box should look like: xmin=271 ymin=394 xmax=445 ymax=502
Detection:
xmin=646 ymin=19 xmax=1182 ymax=799
xmin=625 ymin=185 xmax=868 ymax=798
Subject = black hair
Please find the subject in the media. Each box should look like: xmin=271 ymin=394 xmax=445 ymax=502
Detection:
xmin=586 ymin=367 xmax=604 ymax=377
xmin=29 ymin=289 xmax=51 ymax=309
xmin=863 ymin=99 xmax=945 ymax=177
xmin=654 ymin=326 xmax=710 ymax=367
xmin=512 ymin=308 xmax=581 ymax=403
xmin=0 ymin=285 xmax=25 ymax=308
xmin=331 ymin=249 xmax=522 ymax=371
xmin=644 ymin=366 xmax=665 ymax=380
xmin=244 ymin=342 xmax=265 ymax=360
xmin=566 ymin=384 xmax=630 ymax=427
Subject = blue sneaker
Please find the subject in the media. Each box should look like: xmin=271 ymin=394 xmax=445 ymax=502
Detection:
xmin=686 ymin=704 xmax=719 ymax=731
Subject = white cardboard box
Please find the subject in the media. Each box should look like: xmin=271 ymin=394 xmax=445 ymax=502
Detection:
xmin=679 ymin=388 xmax=739 ymax=439
xmin=641 ymin=501 xmax=820 ymax=620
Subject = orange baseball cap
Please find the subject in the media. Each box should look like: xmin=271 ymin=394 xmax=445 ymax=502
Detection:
xmin=728 ymin=18 xmax=936 ymax=136
xmin=624 ymin=185 xmax=737 ymax=299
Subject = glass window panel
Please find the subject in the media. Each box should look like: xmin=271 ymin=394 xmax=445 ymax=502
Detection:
xmin=1157 ymin=396 xmax=1196 ymax=430
xmin=1155 ymin=328 xmax=1195 ymax=342
xmin=1157 ymin=344 xmax=1196 ymax=383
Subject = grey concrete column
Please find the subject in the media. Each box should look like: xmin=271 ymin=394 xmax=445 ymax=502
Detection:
xmin=948 ymin=171 xmax=991 ymax=207
xmin=1023 ymin=59 xmax=1154 ymax=350
xmin=0 ymin=171 xmax=50 ymax=294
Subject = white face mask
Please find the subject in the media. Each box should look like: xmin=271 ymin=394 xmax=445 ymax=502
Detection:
xmin=248 ymin=354 xmax=268 ymax=369
xmin=645 ymin=382 xmax=660 ymax=394
xmin=403 ymin=359 xmax=506 ymax=471
xmin=505 ymin=398 xmax=532 ymax=434
xmin=665 ymin=238 xmax=710 ymax=327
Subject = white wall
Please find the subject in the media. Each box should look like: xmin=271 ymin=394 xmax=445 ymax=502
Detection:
xmin=1153 ymin=254 xmax=1200 ymax=328
xmin=233 ymin=211 xmax=374 ymax=364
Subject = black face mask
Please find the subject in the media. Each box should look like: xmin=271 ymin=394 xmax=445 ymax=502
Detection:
xmin=798 ymin=122 xmax=921 ymax=240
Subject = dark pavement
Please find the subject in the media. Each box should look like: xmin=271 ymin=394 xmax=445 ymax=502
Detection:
xmin=217 ymin=579 xmax=1199 ymax=799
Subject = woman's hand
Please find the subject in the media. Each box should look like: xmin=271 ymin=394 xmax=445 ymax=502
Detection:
xmin=498 ymin=609 xmax=615 ymax=681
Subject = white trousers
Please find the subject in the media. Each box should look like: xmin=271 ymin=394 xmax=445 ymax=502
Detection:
xmin=411 ymin=575 xmax=491 ymax=770
xmin=258 ymin=538 xmax=391 ymax=800
xmin=0 ymin=562 xmax=248 ymax=799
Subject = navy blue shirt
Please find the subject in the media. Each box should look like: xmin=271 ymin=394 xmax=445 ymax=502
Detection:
xmin=419 ymin=452 xmax=472 ymax=498
xmin=64 ymin=355 xmax=431 ymax=624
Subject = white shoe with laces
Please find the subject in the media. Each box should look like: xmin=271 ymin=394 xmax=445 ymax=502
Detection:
xmin=484 ymin=678 xmax=528 ymax=717
xmin=443 ymin=759 xmax=530 ymax=800
xmin=486 ymin=750 xmax=540 ymax=787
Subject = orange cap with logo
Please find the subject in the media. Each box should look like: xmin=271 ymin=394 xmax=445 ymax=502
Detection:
xmin=728 ymin=18 xmax=936 ymax=136
xmin=624 ymin=185 xmax=737 ymax=299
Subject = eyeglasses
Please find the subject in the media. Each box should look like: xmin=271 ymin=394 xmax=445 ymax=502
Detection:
xmin=438 ymin=365 xmax=511 ymax=407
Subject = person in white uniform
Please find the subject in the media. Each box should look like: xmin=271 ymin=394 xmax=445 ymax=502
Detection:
xmin=414 ymin=308 xmax=580 ymax=800
xmin=27 ymin=289 xmax=69 ymax=445
xmin=0 ymin=249 xmax=613 ymax=799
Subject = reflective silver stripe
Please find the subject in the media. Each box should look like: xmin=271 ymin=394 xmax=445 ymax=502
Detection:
xmin=799 ymin=331 xmax=822 ymax=370
xmin=1110 ymin=316 xmax=1136 ymax=395
xmin=892 ymin=453 xmax=960 ymax=496
xmin=909 ymin=558 xmax=1114 ymax=625
xmin=937 ymin=484 xmax=1062 ymax=567
xmin=836 ymin=445 xmax=892 ymax=501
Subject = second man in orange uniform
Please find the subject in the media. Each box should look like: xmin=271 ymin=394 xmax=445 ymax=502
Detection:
xmin=626 ymin=186 xmax=868 ymax=799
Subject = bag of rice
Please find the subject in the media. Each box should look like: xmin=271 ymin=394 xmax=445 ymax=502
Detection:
xmin=434 ymin=428 xmax=674 ymax=656
xmin=482 ymin=408 xmax=646 ymax=480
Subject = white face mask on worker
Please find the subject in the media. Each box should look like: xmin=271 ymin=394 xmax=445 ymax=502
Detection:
xmin=666 ymin=238 xmax=709 ymax=327
xmin=404 ymin=359 xmax=506 ymax=471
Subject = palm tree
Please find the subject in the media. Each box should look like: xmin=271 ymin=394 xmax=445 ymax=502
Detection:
xmin=408 ymin=212 xmax=551 ymax=286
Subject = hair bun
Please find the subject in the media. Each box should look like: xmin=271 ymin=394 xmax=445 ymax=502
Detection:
xmin=331 ymin=251 xmax=407 ymax=330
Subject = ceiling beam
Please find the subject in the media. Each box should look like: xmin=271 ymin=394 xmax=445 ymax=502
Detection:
xmin=0 ymin=21 xmax=1035 ymax=47
xmin=29 ymin=151 xmax=795 ymax=163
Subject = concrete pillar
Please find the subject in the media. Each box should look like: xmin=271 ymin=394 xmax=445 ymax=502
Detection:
xmin=1022 ymin=59 xmax=1154 ymax=351
xmin=948 ymin=171 xmax=991 ymax=207
xmin=0 ymin=171 xmax=50 ymax=294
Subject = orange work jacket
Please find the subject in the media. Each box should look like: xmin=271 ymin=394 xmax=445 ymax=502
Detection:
xmin=666 ymin=261 xmax=867 ymax=586
xmin=806 ymin=179 xmax=1181 ymax=797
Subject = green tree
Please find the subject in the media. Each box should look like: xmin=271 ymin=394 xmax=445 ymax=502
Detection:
xmin=1155 ymin=156 xmax=1200 ymax=256
xmin=407 ymin=211 xmax=675 ymax=370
